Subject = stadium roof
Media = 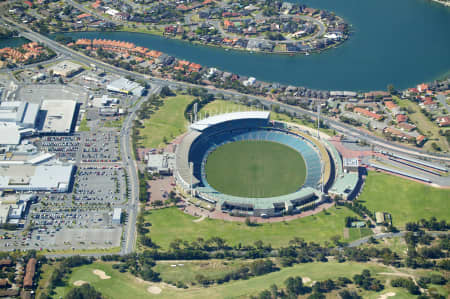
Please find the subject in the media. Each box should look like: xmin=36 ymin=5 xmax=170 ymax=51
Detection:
xmin=197 ymin=186 xmax=320 ymax=210
xmin=329 ymin=173 xmax=359 ymax=196
xmin=175 ymin=130 xmax=201 ymax=188
xmin=190 ymin=111 xmax=270 ymax=131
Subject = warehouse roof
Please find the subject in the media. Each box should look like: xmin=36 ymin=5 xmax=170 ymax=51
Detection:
xmin=0 ymin=163 xmax=74 ymax=191
xmin=40 ymin=100 xmax=77 ymax=133
xmin=0 ymin=125 xmax=21 ymax=145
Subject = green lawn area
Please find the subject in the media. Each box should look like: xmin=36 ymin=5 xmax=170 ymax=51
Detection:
xmin=205 ymin=140 xmax=306 ymax=198
xmin=138 ymin=95 xmax=194 ymax=148
xmin=51 ymin=260 xmax=435 ymax=299
xmin=200 ymin=100 xmax=336 ymax=136
xmin=361 ymin=236 xmax=408 ymax=258
xmin=53 ymin=262 xmax=151 ymax=299
xmin=154 ymin=260 xmax=252 ymax=285
xmin=78 ymin=116 xmax=90 ymax=132
xmin=36 ymin=262 xmax=60 ymax=298
xmin=348 ymin=227 xmax=373 ymax=241
xmin=357 ymin=171 xmax=450 ymax=228
xmin=143 ymin=206 xmax=360 ymax=249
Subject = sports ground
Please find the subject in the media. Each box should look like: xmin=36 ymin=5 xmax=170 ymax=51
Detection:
xmin=358 ymin=171 xmax=450 ymax=227
xmin=204 ymin=140 xmax=306 ymax=198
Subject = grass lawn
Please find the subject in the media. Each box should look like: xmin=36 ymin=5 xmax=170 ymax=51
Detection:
xmin=51 ymin=260 xmax=436 ymax=299
xmin=53 ymin=262 xmax=151 ymax=299
xmin=36 ymin=262 xmax=60 ymax=298
xmin=205 ymin=140 xmax=306 ymax=197
xmin=138 ymin=95 xmax=195 ymax=148
xmin=200 ymin=99 xmax=336 ymax=136
xmin=357 ymin=171 xmax=450 ymax=228
xmin=361 ymin=236 xmax=409 ymax=258
xmin=348 ymin=227 xmax=373 ymax=241
xmin=154 ymin=260 xmax=252 ymax=285
xmin=143 ymin=206 xmax=360 ymax=249
xmin=78 ymin=117 xmax=90 ymax=132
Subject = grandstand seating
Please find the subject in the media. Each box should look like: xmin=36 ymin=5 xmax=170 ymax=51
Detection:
xmin=187 ymin=127 xmax=323 ymax=193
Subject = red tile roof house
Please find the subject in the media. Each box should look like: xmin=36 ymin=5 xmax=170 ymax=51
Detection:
xmin=395 ymin=113 xmax=408 ymax=123
xmin=417 ymin=83 xmax=428 ymax=93
xmin=416 ymin=135 xmax=427 ymax=145
xmin=436 ymin=116 xmax=450 ymax=127
xmin=398 ymin=122 xmax=416 ymax=131
xmin=353 ymin=107 xmax=383 ymax=121
xmin=23 ymin=258 xmax=36 ymax=289
xmin=384 ymin=101 xmax=398 ymax=111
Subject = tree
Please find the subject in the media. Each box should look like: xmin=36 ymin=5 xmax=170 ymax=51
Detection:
xmin=331 ymin=235 xmax=342 ymax=246
xmin=65 ymin=284 xmax=102 ymax=299
xmin=160 ymin=86 xmax=175 ymax=97
xmin=387 ymin=84 xmax=395 ymax=94
xmin=339 ymin=290 xmax=362 ymax=299
xmin=269 ymin=284 xmax=278 ymax=298
xmin=257 ymin=290 xmax=272 ymax=299
xmin=285 ymin=276 xmax=307 ymax=295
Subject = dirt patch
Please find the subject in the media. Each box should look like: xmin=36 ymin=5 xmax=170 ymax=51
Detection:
xmin=73 ymin=280 xmax=88 ymax=286
xmin=378 ymin=292 xmax=396 ymax=299
xmin=92 ymin=269 xmax=111 ymax=279
xmin=147 ymin=286 xmax=162 ymax=294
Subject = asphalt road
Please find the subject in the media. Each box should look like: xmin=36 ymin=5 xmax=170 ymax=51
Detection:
xmin=120 ymin=85 xmax=160 ymax=254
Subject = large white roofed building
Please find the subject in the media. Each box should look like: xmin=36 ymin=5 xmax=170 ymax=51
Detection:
xmin=0 ymin=163 xmax=74 ymax=192
xmin=39 ymin=100 xmax=77 ymax=134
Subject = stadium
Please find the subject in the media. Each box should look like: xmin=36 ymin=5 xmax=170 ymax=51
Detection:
xmin=175 ymin=111 xmax=359 ymax=218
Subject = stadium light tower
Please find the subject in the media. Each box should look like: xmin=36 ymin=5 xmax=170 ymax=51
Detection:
xmin=317 ymin=104 xmax=321 ymax=139
xmin=321 ymin=162 xmax=324 ymax=194
xmin=189 ymin=162 xmax=194 ymax=197
xmin=194 ymin=103 xmax=198 ymax=122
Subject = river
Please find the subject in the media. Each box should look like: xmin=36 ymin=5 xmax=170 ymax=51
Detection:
xmin=56 ymin=0 xmax=449 ymax=91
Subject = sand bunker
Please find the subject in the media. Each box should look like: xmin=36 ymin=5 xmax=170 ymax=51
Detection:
xmin=93 ymin=269 xmax=111 ymax=279
xmin=302 ymin=277 xmax=311 ymax=284
xmin=378 ymin=292 xmax=396 ymax=299
xmin=148 ymin=286 xmax=162 ymax=294
xmin=73 ymin=280 xmax=88 ymax=286
xmin=193 ymin=215 xmax=206 ymax=222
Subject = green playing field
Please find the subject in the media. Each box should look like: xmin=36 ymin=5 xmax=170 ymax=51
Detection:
xmin=204 ymin=140 xmax=306 ymax=198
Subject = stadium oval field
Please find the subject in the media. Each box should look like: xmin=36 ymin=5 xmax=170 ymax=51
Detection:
xmin=204 ymin=140 xmax=307 ymax=198
xmin=175 ymin=111 xmax=360 ymax=218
